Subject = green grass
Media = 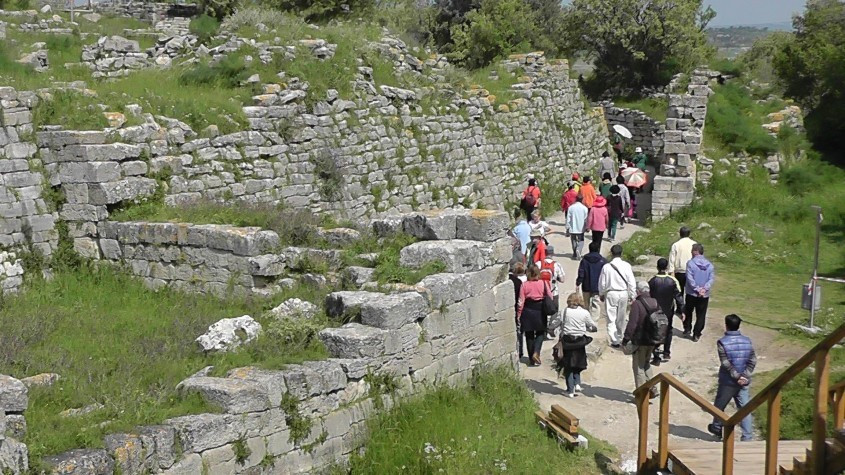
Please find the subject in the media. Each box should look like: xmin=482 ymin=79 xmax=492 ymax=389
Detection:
xmin=347 ymin=366 xmax=616 ymax=473
xmin=0 ymin=265 xmax=333 ymax=461
xmin=613 ymin=96 xmax=669 ymax=122
xmin=705 ymin=81 xmax=780 ymax=158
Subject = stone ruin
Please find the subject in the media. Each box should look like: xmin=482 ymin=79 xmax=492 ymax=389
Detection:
xmin=0 ymin=210 xmax=520 ymax=474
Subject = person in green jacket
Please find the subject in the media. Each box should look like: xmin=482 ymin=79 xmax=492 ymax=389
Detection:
xmin=632 ymin=147 xmax=648 ymax=171
xmin=599 ymin=173 xmax=613 ymax=198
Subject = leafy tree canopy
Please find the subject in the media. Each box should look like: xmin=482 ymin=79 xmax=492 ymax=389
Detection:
xmin=564 ymin=0 xmax=715 ymax=95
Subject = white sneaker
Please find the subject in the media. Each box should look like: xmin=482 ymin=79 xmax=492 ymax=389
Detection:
xmin=565 ymin=392 xmax=576 ymax=398
xmin=575 ymin=384 xmax=583 ymax=392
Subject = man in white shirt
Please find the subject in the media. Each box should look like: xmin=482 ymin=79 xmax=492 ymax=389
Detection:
xmin=599 ymin=244 xmax=637 ymax=347
xmin=565 ymin=195 xmax=589 ymax=260
xmin=668 ymin=226 xmax=697 ymax=300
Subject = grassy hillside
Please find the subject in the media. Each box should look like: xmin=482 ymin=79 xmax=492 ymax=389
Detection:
xmin=345 ymin=366 xmax=616 ymax=474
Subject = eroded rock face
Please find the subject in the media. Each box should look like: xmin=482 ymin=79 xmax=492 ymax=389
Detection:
xmin=195 ymin=316 xmax=262 ymax=353
xmin=42 ymin=449 xmax=114 ymax=475
xmin=0 ymin=375 xmax=27 ymax=413
xmin=399 ymin=239 xmax=497 ymax=273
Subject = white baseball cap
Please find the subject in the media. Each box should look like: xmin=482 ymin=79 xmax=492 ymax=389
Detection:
xmin=635 ymin=147 xmax=642 ymax=153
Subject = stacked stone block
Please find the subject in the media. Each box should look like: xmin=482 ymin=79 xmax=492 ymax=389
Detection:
xmin=81 ymin=35 xmax=151 ymax=78
xmin=0 ymin=87 xmax=58 ymax=291
xmin=96 ymin=221 xmax=285 ymax=295
xmin=652 ymin=70 xmax=714 ymax=221
xmin=0 ymin=375 xmax=28 ymax=474
xmin=30 ymin=210 xmax=517 ymax=475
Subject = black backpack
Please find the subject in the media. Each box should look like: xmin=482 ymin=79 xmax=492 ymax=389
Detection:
xmin=641 ymin=300 xmax=669 ymax=345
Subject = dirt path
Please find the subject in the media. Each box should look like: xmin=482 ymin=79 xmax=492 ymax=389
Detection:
xmin=522 ymin=208 xmax=806 ymax=471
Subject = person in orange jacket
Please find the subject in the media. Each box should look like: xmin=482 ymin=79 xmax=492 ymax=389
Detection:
xmin=580 ymin=176 xmax=597 ymax=208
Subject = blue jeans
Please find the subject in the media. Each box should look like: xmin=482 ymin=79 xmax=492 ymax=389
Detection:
xmin=564 ymin=369 xmax=582 ymax=393
xmin=711 ymin=382 xmax=753 ymax=441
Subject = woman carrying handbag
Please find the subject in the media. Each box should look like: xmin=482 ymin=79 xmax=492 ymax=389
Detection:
xmin=549 ymin=293 xmax=598 ymax=397
xmin=517 ymin=265 xmax=556 ymax=366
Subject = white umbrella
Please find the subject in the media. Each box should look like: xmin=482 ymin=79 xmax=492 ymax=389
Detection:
xmin=613 ymin=124 xmax=633 ymax=139
xmin=621 ymin=167 xmax=648 ymax=189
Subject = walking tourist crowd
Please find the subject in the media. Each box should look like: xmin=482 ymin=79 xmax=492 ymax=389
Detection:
xmin=508 ymin=154 xmax=757 ymax=443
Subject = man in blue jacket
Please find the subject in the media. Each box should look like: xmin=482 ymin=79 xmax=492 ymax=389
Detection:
xmin=707 ymin=314 xmax=756 ymax=441
xmin=576 ymin=241 xmax=607 ymax=320
xmin=683 ymin=243 xmax=715 ymax=342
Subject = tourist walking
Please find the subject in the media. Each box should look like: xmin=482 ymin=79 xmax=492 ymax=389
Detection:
xmin=510 ymin=208 xmax=531 ymax=256
xmin=622 ymin=281 xmax=660 ymax=399
xmin=570 ymin=172 xmax=583 ymax=194
xmin=580 ymin=176 xmax=597 ymax=208
xmin=599 ymin=173 xmax=614 ymax=198
xmin=537 ymin=248 xmax=565 ymax=331
xmin=520 ymin=178 xmax=541 ymax=218
xmin=632 ymin=147 xmax=648 ymax=171
xmin=585 ymin=195 xmax=609 ymax=245
xmin=648 ymin=258 xmax=684 ymax=362
xmin=668 ymin=226 xmax=696 ymax=300
xmin=683 ymin=244 xmax=715 ymax=342
xmin=529 ymin=210 xmax=551 ymax=237
xmin=526 ymin=229 xmax=547 ymax=265
xmin=607 ymin=185 xmax=624 ymax=242
xmin=509 ymin=262 xmax=528 ymax=358
xmin=598 ymin=151 xmax=617 ymax=180
xmin=616 ymin=176 xmax=631 ymax=228
xmin=577 ymin=241 xmax=607 ymax=321
xmin=560 ymin=182 xmax=578 ymax=219
xmin=517 ymin=265 xmax=553 ymax=366
xmin=548 ymin=293 xmax=597 ymax=398
xmin=707 ymin=314 xmax=756 ymax=442
xmin=566 ymin=195 xmax=588 ymax=259
xmin=599 ymin=244 xmax=636 ymax=347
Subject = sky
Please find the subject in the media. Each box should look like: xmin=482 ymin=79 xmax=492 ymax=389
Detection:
xmin=705 ymin=0 xmax=805 ymax=27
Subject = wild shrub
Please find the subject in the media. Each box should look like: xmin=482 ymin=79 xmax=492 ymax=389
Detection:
xmin=263 ymin=0 xmax=375 ymax=22
xmin=199 ymin=0 xmax=238 ymax=19
xmin=179 ymin=55 xmax=250 ymax=88
xmin=189 ymin=14 xmax=220 ymax=45
xmin=706 ymin=82 xmax=778 ymax=157
xmin=32 ymin=89 xmax=108 ymax=130
xmin=448 ymin=0 xmax=537 ymax=69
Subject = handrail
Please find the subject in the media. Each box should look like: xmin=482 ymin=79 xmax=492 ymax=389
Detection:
xmin=728 ymin=323 xmax=845 ymax=425
xmin=634 ymin=373 xmax=729 ymax=422
xmin=635 ymin=322 xmax=845 ymax=475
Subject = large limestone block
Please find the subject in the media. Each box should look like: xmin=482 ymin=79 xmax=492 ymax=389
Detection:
xmin=401 ymin=210 xmax=459 ymax=240
xmin=319 ymin=323 xmax=390 ymax=359
xmin=455 ymin=210 xmax=509 ymax=242
xmin=87 ymin=177 xmax=157 ymax=205
xmin=417 ymin=264 xmax=507 ymax=307
xmin=42 ymin=449 xmax=115 ymax=475
xmin=0 ymin=437 xmax=27 ymax=475
xmin=226 ymin=367 xmax=288 ymax=407
xmin=0 ymin=375 xmax=27 ymax=413
xmin=177 ymin=377 xmax=272 ymax=414
xmin=371 ymin=215 xmax=403 ymax=237
xmin=195 ymin=316 xmax=262 ymax=353
xmin=164 ymin=414 xmax=242 ymax=453
xmin=399 ymin=240 xmax=496 ymax=273
xmin=326 ymin=291 xmax=429 ymax=329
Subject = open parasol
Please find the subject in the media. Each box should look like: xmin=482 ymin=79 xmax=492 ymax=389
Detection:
xmin=621 ymin=166 xmax=648 ymax=189
xmin=612 ymin=124 xmax=633 ymax=139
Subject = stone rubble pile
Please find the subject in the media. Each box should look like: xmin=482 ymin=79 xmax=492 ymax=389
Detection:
xmin=82 ymin=35 xmax=151 ymax=78
xmin=154 ymin=16 xmax=191 ymax=36
xmin=196 ymin=315 xmax=263 ymax=353
xmin=762 ymin=104 xmax=804 ymax=136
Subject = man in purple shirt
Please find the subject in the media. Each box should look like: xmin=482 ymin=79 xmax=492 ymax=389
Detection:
xmin=683 ymin=243 xmax=715 ymax=342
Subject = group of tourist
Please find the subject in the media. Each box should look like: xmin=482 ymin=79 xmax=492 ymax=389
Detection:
xmin=508 ymin=169 xmax=757 ymax=443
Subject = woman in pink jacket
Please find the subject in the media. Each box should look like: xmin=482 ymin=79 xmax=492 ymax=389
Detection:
xmin=585 ymin=195 xmax=609 ymax=245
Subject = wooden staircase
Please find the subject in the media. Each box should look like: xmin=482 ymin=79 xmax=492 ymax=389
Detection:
xmin=634 ymin=323 xmax=845 ymax=474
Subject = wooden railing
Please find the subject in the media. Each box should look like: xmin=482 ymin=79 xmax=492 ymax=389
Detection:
xmin=634 ymin=322 xmax=845 ymax=475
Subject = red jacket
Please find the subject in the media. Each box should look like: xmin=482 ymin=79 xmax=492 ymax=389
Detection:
xmin=560 ymin=189 xmax=577 ymax=213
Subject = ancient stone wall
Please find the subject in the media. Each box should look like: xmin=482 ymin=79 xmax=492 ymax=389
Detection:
xmin=1 ymin=210 xmax=517 ymax=475
xmin=93 ymin=2 xmax=198 ymax=22
xmin=602 ymin=102 xmax=664 ymax=160
xmin=651 ymin=69 xmax=717 ymax=221
xmin=0 ymin=87 xmax=58 ymax=292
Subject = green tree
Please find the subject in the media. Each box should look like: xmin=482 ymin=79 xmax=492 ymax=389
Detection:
xmin=448 ymin=0 xmax=539 ymax=69
xmin=261 ymin=0 xmax=375 ymax=22
xmin=772 ymin=0 xmax=845 ymax=160
xmin=564 ymin=0 xmax=715 ymax=94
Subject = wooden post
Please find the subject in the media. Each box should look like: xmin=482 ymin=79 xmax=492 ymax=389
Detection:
xmin=812 ymin=352 xmax=830 ymax=474
xmin=765 ymin=391 xmax=782 ymax=475
xmin=722 ymin=424 xmax=735 ymax=475
xmin=658 ymin=380 xmax=670 ymax=468
xmin=834 ymin=387 xmax=845 ymax=431
xmin=637 ymin=391 xmax=650 ymax=470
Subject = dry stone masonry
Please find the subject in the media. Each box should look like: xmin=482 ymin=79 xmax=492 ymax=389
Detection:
xmin=602 ymin=102 xmax=665 ymax=160
xmin=1 ymin=210 xmax=518 ymax=474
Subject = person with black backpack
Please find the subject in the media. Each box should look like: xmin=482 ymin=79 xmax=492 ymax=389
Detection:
xmin=648 ymin=258 xmax=685 ymax=363
xmin=622 ymin=281 xmax=665 ymax=400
